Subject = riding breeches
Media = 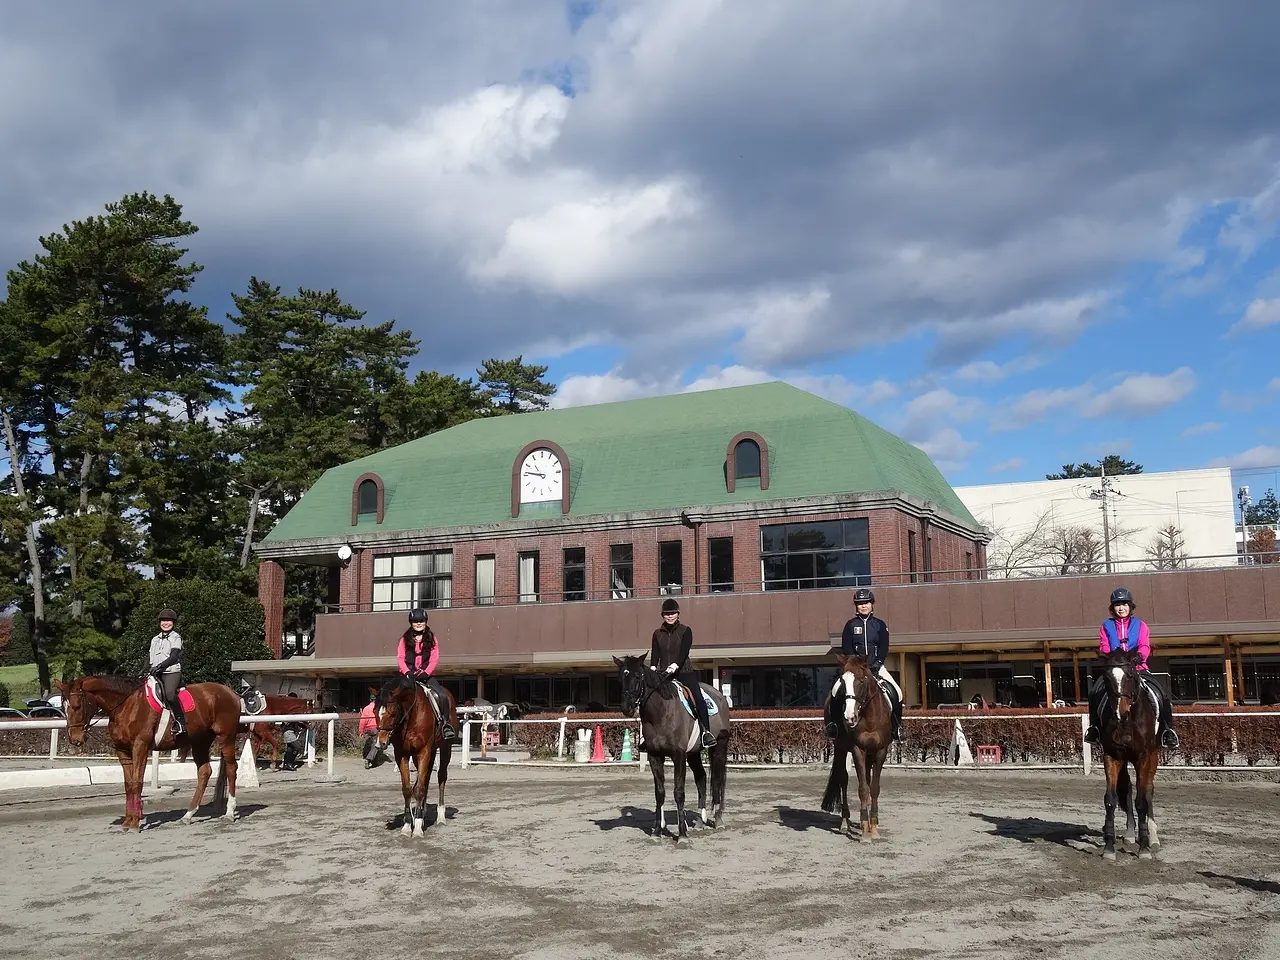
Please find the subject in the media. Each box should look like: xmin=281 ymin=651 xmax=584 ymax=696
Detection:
xmin=678 ymin=672 xmax=711 ymax=731
xmin=160 ymin=671 xmax=183 ymax=712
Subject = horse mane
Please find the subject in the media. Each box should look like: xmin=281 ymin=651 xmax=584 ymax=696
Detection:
xmin=377 ymin=675 xmax=416 ymax=710
xmin=85 ymin=675 xmax=142 ymax=695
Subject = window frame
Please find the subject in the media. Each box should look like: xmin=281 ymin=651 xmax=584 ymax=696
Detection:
xmin=350 ymin=472 xmax=385 ymax=525
xmin=371 ymin=550 xmax=453 ymax=610
xmin=759 ymin=518 xmax=871 ymax=592
xmin=725 ymin=431 xmax=770 ymax=492
xmin=609 ymin=543 xmax=634 ymax=599
xmin=562 ymin=546 xmax=587 ymax=602
xmin=708 ymin=536 xmax=735 ymax=592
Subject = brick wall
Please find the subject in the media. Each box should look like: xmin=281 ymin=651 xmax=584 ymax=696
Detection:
xmin=257 ymin=560 xmax=286 ymax=656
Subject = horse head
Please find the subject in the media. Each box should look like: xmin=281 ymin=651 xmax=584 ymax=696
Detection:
xmin=374 ymin=677 xmax=417 ymax=749
xmin=835 ymin=654 xmax=875 ymax=728
xmin=612 ymin=654 xmax=653 ymax=719
xmin=60 ymin=675 xmax=136 ymax=746
xmin=1101 ymin=648 xmax=1144 ymax=723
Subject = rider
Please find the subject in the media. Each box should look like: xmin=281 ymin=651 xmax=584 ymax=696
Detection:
xmin=148 ymin=607 xmax=186 ymax=736
xmin=1085 ymin=587 xmax=1179 ymax=749
xmin=396 ymin=608 xmax=456 ymax=740
xmin=650 ymin=598 xmax=717 ymax=749
xmin=825 ymin=589 xmax=903 ymax=742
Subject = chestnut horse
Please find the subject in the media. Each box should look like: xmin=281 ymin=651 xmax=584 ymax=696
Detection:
xmin=245 ymin=695 xmax=316 ymax=770
xmin=62 ymin=675 xmax=243 ymax=831
xmin=1096 ymin=648 xmax=1163 ymax=860
xmin=821 ymin=654 xmax=893 ymax=841
xmin=374 ymin=676 xmax=457 ymax=838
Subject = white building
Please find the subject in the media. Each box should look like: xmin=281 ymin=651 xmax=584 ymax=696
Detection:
xmin=955 ymin=467 xmax=1237 ymax=576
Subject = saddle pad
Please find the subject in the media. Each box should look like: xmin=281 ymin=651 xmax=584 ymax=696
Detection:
xmin=145 ymin=676 xmax=196 ymax=713
xmin=677 ymin=684 xmax=719 ymax=719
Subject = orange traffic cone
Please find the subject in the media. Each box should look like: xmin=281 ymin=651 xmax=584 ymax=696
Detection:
xmin=589 ymin=724 xmax=607 ymax=763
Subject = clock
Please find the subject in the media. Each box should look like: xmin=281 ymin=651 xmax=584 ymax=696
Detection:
xmin=519 ymin=448 xmax=563 ymax=503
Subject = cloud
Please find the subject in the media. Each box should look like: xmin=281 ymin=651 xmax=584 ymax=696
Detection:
xmin=1218 ymin=172 xmax=1280 ymax=259
xmin=1205 ymin=445 xmax=1280 ymax=469
xmin=989 ymin=457 xmax=1026 ymax=473
xmin=1230 ymin=298 xmax=1280 ymax=334
xmin=953 ymin=355 xmax=1043 ymax=383
xmin=1082 ymin=367 xmax=1196 ymax=418
xmin=996 ymin=384 xmax=1093 ymax=431
xmin=912 ymin=427 xmax=978 ymax=473
xmin=1218 ymin=389 xmax=1270 ymax=413
xmin=1088 ymin=438 xmax=1133 ymax=456
xmin=1181 ymin=421 xmax=1223 ymax=438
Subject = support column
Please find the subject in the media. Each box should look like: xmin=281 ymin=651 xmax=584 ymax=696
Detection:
xmin=919 ymin=656 xmax=929 ymax=710
xmin=257 ymin=560 xmax=286 ymax=657
xmin=1235 ymin=645 xmax=1246 ymax=704
xmin=1224 ymin=638 xmax=1236 ymax=708
xmin=476 ymin=672 xmax=486 ymax=701
xmin=1043 ymin=642 xmax=1053 ymax=708
xmin=1072 ymin=652 xmax=1082 ymax=704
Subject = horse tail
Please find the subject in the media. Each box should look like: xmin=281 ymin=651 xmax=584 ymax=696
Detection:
xmin=821 ymin=749 xmax=844 ymax=814
xmin=213 ymin=754 xmax=228 ymax=804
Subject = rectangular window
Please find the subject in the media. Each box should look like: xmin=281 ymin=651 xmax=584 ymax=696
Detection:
xmin=907 ymin=530 xmax=918 ymax=584
xmin=562 ymin=547 xmax=586 ymax=602
xmin=609 ymin=543 xmax=633 ymax=599
xmin=709 ymin=537 xmax=735 ymax=592
xmin=372 ymin=551 xmax=453 ymax=610
xmin=659 ymin=540 xmax=683 ymax=594
xmin=924 ymin=534 xmax=934 ymax=584
xmin=475 ymin=555 xmax=495 ymax=605
xmin=760 ymin=519 xmax=870 ymax=591
xmin=965 ymin=551 xmax=974 ymax=581
xmin=518 ymin=551 xmax=540 ymax=603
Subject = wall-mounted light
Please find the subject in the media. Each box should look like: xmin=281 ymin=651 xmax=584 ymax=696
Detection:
xmin=337 ymin=544 xmax=353 ymax=567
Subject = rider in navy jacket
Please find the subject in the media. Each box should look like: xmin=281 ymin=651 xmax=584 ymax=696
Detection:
xmin=825 ymin=589 xmax=903 ymax=741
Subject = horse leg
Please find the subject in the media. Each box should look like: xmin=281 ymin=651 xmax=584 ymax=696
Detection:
xmin=436 ymin=740 xmax=452 ymax=824
xmin=395 ymin=753 xmax=413 ymax=836
xmin=1118 ymin=763 xmax=1135 ymax=848
xmin=710 ymin=740 xmax=728 ymax=827
xmin=1137 ymin=751 xmax=1159 ymax=858
xmin=672 ymin=751 xmax=690 ymax=842
xmin=220 ymin=736 xmax=239 ymax=822
xmin=868 ymin=749 xmax=886 ymax=839
xmin=687 ymin=750 xmax=710 ymax=827
xmin=1102 ymin=755 xmax=1121 ymax=861
xmin=648 ymin=753 xmax=667 ymax=838
xmin=183 ymin=743 xmax=213 ymax=824
xmin=411 ymin=746 xmax=433 ymax=838
xmin=852 ymin=746 xmax=872 ymax=843
xmin=119 ymin=747 xmax=141 ymax=831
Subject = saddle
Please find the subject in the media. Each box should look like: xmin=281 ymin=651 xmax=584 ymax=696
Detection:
xmin=237 ymin=681 xmax=267 ymax=716
xmin=144 ymin=676 xmax=195 ymax=714
xmin=675 ymin=682 xmax=720 ymax=720
xmin=416 ymin=682 xmax=449 ymax=731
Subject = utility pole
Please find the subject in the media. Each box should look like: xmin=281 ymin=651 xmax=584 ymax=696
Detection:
xmin=1089 ymin=461 xmax=1120 ymax=574
xmin=1239 ymin=486 xmax=1251 ymax=565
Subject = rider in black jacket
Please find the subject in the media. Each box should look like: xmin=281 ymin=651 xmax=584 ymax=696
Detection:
xmin=650 ymin=598 xmax=717 ymax=749
xmin=825 ymin=589 xmax=903 ymax=741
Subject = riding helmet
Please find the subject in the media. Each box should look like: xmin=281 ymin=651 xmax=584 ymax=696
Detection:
xmin=661 ymin=598 xmax=680 ymax=614
xmin=853 ymin=588 xmax=875 ymax=604
xmin=1109 ymin=587 xmax=1134 ymax=609
xmin=158 ymin=607 xmax=178 ymax=622
xmin=408 ymin=608 xmax=429 ymax=623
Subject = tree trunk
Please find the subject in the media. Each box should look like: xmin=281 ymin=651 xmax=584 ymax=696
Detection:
xmin=2 ymin=408 xmax=50 ymax=694
xmin=240 ymin=486 xmax=262 ymax=569
xmin=67 ymin=451 xmax=94 ymax=624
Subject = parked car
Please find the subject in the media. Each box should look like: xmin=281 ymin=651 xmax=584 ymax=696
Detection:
xmin=27 ymin=706 xmax=64 ymax=719
xmin=0 ymin=707 xmax=30 ymax=720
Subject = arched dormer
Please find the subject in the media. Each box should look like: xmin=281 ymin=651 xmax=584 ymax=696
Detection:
xmin=511 ymin=439 xmax=572 ymax=518
xmin=725 ymin=431 xmax=770 ymax=493
xmin=351 ymin=472 xmax=385 ymax=525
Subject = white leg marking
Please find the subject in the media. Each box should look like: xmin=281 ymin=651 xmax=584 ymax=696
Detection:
xmin=401 ymin=820 xmax=413 ymax=836
xmin=436 ymin=803 xmax=445 ymax=824
xmin=224 ymin=795 xmax=237 ymax=821
xmin=413 ymin=816 xmax=425 ymax=838
xmin=700 ymin=806 xmax=708 ymax=825
xmin=1148 ymin=819 xmax=1160 ymax=847
xmin=181 ymin=809 xmax=196 ymax=825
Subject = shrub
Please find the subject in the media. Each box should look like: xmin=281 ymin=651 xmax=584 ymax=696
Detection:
xmin=117 ymin=578 xmax=272 ymax=685
xmin=0 ymin=681 xmax=9 ymax=708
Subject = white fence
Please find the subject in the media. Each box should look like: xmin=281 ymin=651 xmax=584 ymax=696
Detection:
xmin=0 ymin=712 xmax=340 ymax=790
xmin=459 ymin=711 xmax=1280 ymax=775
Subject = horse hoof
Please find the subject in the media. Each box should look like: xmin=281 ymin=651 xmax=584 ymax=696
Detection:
xmin=1103 ymin=849 xmax=1117 ymax=861
xmin=1138 ymin=849 xmax=1153 ymax=861
xmin=401 ymin=822 xmax=413 ymax=837
xmin=180 ymin=812 xmax=195 ymax=826
xmin=859 ymin=833 xmax=872 ymax=844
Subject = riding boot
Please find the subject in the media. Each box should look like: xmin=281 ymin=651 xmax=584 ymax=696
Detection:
xmin=823 ymin=698 xmax=839 ymax=739
xmin=170 ymin=703 xmax=186 ymax=736
xmin=1158 ymin=694 xmax=1179 ymax=749
xmin=694 ymin=689 xmax=716 ymax=749
xmin=892 ymin=699 xmax=903 ymax=742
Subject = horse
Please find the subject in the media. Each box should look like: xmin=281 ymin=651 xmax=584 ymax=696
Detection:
xmin=374 ymin=676 xmax=457 ymax=838
xmin=245 ymin=695 xmax=316 ymax=770
xmin=1095 ymin=648 xmax=1163 ymax=860
xmin=613 ymin=654 xmax=731 ymax=842
xmin=61 ymin=675 xmax=244 ymax=831
xmin=821 ymin=654 xmax=893 ymax=841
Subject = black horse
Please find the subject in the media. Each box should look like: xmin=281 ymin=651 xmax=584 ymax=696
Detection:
xmin=614 ymin=654 xmax=731 ymax=842
xmin=1096 ymin=649 xmax=1162 ymax=861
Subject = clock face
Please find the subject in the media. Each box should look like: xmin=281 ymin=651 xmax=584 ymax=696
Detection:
xmin=519 ymin=448 xmax=563 ymax=503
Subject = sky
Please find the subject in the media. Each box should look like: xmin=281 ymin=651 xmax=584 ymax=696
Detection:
xmin=3 ymin=1 xmax=1280 ymax=491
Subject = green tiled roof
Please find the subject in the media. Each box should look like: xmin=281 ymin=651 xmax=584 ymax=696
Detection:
xmin=262 ymin=381 xmax=979 ymax=544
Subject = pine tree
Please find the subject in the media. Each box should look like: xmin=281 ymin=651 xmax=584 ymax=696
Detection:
xmin=477 ymin=356 xmax=557 ymax=413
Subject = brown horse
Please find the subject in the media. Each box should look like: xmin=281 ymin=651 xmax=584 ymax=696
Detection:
xmin=245 ymin=695 xmax=316 ymax=770
xmin=821 ymin=654 xmax=893 ymax=841
xmin=374 ymin=676 xmax=457 ymax=838
xmin=1096 ymin=648 xmax=1162 ymax=860
xmin=61 ymin=675 xmax=243 ymax=831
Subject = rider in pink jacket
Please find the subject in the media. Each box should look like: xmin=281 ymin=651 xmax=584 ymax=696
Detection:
xmin=1085 ymin=588 xmax=1178 ymax=749
xmin=396 ymin=608 xmax=455 ymax=740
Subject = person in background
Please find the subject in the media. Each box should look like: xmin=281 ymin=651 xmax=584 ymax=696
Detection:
xmin=359 ymin=691 xmax=379 ymax=767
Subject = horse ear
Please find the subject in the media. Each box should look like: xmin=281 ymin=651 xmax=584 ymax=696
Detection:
xmin=612 ymin=656 xmax=623 ymax=667
xmin=55 ymin=680 xmax=68 ymax=695
xmin=638 ymin=652 xmax=648 ymax=664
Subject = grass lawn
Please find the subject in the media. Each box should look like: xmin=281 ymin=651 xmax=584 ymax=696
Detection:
xmin=0 ymin=663 xmax=43 ymax=705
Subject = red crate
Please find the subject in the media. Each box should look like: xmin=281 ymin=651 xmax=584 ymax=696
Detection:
xmin=975 ymin=745 xmax=1002 ymax=764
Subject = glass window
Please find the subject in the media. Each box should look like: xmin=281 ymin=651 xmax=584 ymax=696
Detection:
xmin=518 ymin=552 xmax=539 ymax=603
xmin=734 ymin=439 xmax=761 ymax=479
xmin=563 ymin=547 xmax=586 ymax=602
xmin=659 ymin=541 xmax=683 ymax=592
xmin=475 ymin=556 xmax=495 ymax=605
xmin=709 ymin=537 xmax=734 ymax=592
xmin=610 ymin=543 xmax=633 ymax=599
xmin=373 ymin=550 xmax=454 ymax=610
xmin=761 ymin=519 xmax=870 ymax=591
xmin=907 ymin=530 xmax=918 ymax=583
xmin=357 ymin=479 xmax=378 ymax=518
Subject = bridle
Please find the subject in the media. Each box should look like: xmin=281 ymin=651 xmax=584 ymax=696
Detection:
xmin=621 ymin=665 xmax=661 ymax=717
xmin=376 ymin=688 xmax=410 ymax=742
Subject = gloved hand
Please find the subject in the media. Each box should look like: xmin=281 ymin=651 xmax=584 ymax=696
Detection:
xmin=664 ymin=663 xmax=679 ymax=676
xmin=870 ymin=662 xmax=883 ymax=676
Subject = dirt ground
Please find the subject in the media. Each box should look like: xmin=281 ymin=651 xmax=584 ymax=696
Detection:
xmin=1 ymin=760 xmax=1279 ymax=960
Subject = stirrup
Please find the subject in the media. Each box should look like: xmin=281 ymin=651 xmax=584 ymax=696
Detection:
xmin=441 ymin=723 xmax=457 ymax=741
xmin=701 ymin=731 xmax=717 ymax=749
xmin=824 ymin=722 xmax=839 ymax=739
xmin=1083 ymin=725 xmax=1099 ymax=744
xmin=1161 ymin=728 xmax=1179 ymax=749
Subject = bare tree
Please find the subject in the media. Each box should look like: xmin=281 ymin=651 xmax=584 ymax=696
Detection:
xmin=1145 ymin=524 xmax=1189 ymax=570
xmin=984 ymin=508 xmax=1056 ymax=578
xmin=1041 ymin=525 xmax=1105 ymax=576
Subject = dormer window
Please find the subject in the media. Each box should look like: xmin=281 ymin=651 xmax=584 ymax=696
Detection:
xmin=725 ymin=432 xmax=770 ymax=493
xmin=351 ymin=473 xmax=385 ymax=525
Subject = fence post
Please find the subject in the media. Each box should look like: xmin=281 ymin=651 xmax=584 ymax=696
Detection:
xmin=49 ymin=728 xmax=59 ymax=760
xmin=151 ymin=749 xmax=161 ymax=788
xmin=327 ymin=719 xmax=335 ymax=778
xmin=460 ymin=720 xmax=471 ymax=768
xmin=556 ymin=718 xmax=567 ymax=760
xmin=306 ymin=725 xmax=317 ymax=768
xmin=1081 ymin=714 xmax=1091 ymax=777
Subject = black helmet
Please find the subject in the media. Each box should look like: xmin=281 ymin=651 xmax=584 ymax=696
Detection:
xmin=661 ymin=598 xmax=680 ymax=614
xmin=158 ymin=608 xmax=178 ymax=622
xmin=408 ymin=608 xmax=428 ymax=623
xmin=853 ymin=589 xmax=875 ymax=604
xmin=1109 ymin=588 xmax=1134 ymax=608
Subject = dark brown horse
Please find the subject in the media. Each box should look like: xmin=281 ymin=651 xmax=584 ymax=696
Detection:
xmin=1096 ymin=648 xmax=1162 ymax=860
xmin=245 ymin=695 xmax=316 ymax=770
xmin=374 ymin=676 xmax=457 ymax=838
xmin=821 ymin=654 xmax=893 ymax=841
xmin=61 ymin=675 xmax=243 ymax=831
